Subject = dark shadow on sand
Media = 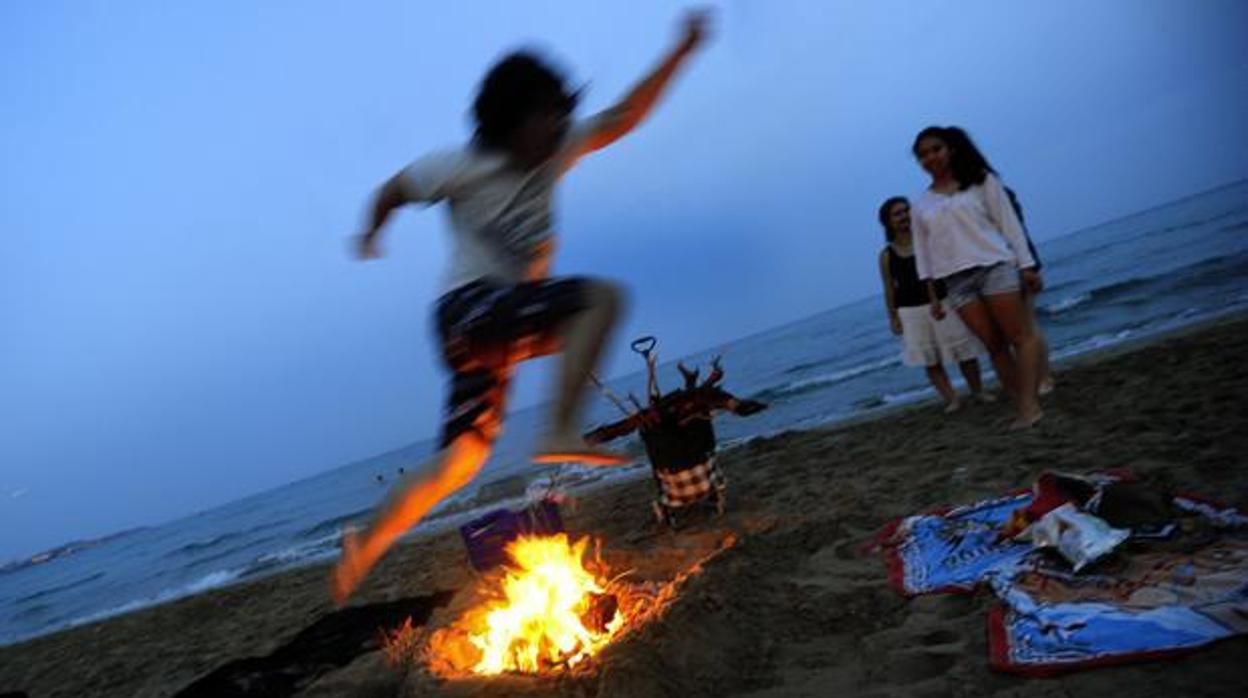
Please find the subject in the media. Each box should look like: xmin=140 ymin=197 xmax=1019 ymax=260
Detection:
xmin=174 ymin=590 xmax=454 ymax=697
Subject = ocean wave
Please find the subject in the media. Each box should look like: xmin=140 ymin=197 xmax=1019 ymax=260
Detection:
xmin=295 ymin=506 xmax=376 ymax=540
xmin=238 ymin=533 xmax=342 ymax=580
xmin=183 ymin=534 xmax=284 ymax=572
xmin=852 ymin=386 xmax=933 ymax=411
xmin=1038 ymin=292 xmax=1092 ymax=315
xmin=1051 ymin=329 xmax=1135 ymax=361
xmin=754 ymin=356 xmax=901 ymax=402
xmin=9 ymin=602 xmax=53 ymax=623
xmin=1048 ymin=299 xmax=1245 ymax=363
xmin=162 ymin=531 xmax=245 ymax=559
xmin=1040 ymin=249 xmax=1248 ymax=318
xmin=244 ymin=518 xmax=294 ymax=535
xmin=1071 ymin=275 xmax=1154 ymax=305
xmin=28 ymin=568 xmax=247 ymax=643
xmin=13 ymin=571 xmax=106 ymax=605
xmin=783 ymin=357 xmax=840 ymax=375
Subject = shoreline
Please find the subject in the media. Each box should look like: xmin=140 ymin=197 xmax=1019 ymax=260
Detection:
xmin=2 ymin=314 xmax=1247 ymax=696
xmin=3 ymin=309 xmax=1245 ymax=648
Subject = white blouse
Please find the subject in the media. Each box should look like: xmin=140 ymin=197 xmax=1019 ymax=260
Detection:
xmin=911 ymin=173 xmax=1036 ymax=281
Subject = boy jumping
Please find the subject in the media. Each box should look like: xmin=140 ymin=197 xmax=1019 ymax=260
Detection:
xmin=333 ymin=11 xmax=710 ymax=603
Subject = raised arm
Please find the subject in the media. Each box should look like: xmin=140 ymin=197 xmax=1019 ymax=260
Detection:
xmin=572 ymin=10 xmax=710 ymax=157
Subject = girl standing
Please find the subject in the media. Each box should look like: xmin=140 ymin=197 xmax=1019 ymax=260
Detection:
xmin=878 ymin=197 xmax=987 ymax=412
xmin=909 ymin=126 xmax=1044 ymax=428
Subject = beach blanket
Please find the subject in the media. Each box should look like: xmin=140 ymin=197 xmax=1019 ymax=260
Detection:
xmin=881 ymin=481 xmax=1248 ymax=675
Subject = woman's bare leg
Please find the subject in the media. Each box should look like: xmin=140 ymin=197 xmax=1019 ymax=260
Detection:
xmin=955 ymin=299 xmax=1017 ymax=399
xmin=1024 ymin=291 xmax=1054 ymax=394
xmin=984 ymin=292 xmax=1043 ymax=426
xmin=958 ymin=358 xmax=985 ymax=397
xmin=924 ymin=363 xmax=960 ymax=411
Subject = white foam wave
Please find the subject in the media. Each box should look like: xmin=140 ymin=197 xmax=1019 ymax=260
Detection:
xmin=1052 ymin=329 xmax=1135 ymax=361
xmin=245 ymin=533 xmax=341 ymax=573
xmin=49 ymin=568 xmax=245 ymax=639
xmin=763 ymin=356 xmax=902 ymax=400
xmin=1041 ymin=292 xmax=1092 ymax=314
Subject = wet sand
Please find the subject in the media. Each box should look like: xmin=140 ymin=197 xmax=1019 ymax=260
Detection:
xmin=2 ymin=315 xmax=1246 ymax=698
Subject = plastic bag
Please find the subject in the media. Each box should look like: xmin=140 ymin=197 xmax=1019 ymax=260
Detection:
xmin=1025 ymin=503 xmax=1130 ymax=572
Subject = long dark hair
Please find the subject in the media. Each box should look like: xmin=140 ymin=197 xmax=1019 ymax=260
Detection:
xmin=913 ymin=126 xmax=997 ymax=191
xmin=472 ymin=51 xmax=579 ymax=151
xmin=878 ymin=196 xmax=908 ymax=243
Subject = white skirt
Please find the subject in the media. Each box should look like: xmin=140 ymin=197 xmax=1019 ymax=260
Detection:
xmin=896 ymin=304 xmax=983 ymax=367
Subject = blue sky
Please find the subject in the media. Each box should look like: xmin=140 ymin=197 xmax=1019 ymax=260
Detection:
xmin=2 ymin=0 xmax=1246 ymax=560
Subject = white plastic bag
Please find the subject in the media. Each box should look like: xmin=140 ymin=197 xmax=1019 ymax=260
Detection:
xmin=1026 ymin=503 xmax=1130 ymax=572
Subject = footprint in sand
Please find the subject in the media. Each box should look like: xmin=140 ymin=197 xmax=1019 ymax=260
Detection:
xmin=918 ymin=629 xmax=960 ymax=646
xmin=881 ymin=643 xmax=961 ymax=685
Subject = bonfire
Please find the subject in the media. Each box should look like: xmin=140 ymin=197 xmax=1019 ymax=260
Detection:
xmin=422 ymin=533 xmax=687 ymax=677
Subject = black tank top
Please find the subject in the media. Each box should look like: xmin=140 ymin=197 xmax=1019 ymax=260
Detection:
xmin=887 ymin=246 xmax=944 ymax=307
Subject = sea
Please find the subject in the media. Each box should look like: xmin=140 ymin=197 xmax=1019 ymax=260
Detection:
xmin=3 ymin=180 xmax=1247 ymax=647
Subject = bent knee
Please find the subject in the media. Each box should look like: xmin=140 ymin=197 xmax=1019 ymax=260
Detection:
xmin=585 ymin=279 xmax=627 ymax=317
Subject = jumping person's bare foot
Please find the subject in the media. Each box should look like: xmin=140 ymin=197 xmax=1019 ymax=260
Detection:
xmin=330 ymin=528 xmax=367 ymax=606
xmin=534 ymin=431 xmax=629 ymax=466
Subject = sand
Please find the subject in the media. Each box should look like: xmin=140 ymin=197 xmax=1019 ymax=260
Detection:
xmin=2 ymin=315 xmax=1246 ymax=698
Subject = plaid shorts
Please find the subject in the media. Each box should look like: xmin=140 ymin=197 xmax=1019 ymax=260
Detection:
xmin=656 ymin=459 xmax=727 ymax=509
xmin=435 ymin=277 xmax=590 ymax=448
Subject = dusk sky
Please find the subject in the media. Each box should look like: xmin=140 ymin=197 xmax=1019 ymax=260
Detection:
xmin=3 ymin=0 xmax=1246 ymax=561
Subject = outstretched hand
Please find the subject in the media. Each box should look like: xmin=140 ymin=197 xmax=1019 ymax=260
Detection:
xmin=678 ymin=8 xmax=713 ymax=53
xmin=354 ymin=232 xmax=382 ymax=260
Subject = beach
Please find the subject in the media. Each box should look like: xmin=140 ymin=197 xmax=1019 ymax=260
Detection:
xmin=2 ymin=315 xmax=1246 ymax=697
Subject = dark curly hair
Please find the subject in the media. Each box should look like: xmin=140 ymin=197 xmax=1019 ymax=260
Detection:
xmin=472 ymin=51 xmax=579 ymax=151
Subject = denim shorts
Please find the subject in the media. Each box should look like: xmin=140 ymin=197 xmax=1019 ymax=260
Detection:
xmin=943 ymin=262 xmax=1021 ymax=309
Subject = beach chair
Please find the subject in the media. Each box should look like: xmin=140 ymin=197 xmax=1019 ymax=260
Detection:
xmin=586 ymin=337 xmax=766 ymax=528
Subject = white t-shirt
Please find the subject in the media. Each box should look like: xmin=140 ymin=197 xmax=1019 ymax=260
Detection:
xmin=398 ymin=116 xmax=606 ymax=294
xmin=911 ymin=172 xmax=1036 ymax=281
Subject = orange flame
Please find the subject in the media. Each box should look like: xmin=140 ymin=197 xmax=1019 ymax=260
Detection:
xmin=425 ymin=531 xmax=735 ymax=677
xmin=468 ymin=534 xmax=621 ymax=674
